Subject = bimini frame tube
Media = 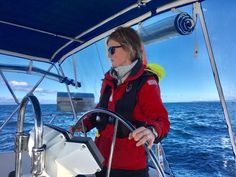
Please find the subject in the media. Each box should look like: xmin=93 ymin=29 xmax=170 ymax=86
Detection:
xmin=0 ymin=64 xmax=54 ymax=132
xmin=15 ymin=95 xmax=45 ymax=177
xmin=194 ymin=2 xmax=236 ymax=159
xmin=58 ymin=65 xmax=77 ymax=120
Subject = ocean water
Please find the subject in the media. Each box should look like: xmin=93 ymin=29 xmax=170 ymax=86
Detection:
xmin=0 ymin=102 xmax=236 ymax=177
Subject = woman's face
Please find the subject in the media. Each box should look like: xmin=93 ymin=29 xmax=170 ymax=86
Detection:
xmin=107 ymin=39 xmax=132 ymax=68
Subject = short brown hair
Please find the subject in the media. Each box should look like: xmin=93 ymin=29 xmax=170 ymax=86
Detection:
xmin=107 ymin=27 xmax=143 ymax=62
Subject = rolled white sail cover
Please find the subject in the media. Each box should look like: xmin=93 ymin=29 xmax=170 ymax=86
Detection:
xmin=139 ymin=12 xmax=195 ymax=44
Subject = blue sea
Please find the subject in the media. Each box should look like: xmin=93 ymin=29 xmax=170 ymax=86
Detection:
xmin=0 ymin=102 xmax=236 ymax=177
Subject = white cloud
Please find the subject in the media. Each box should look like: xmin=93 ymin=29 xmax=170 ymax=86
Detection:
xmin=35 ymin=88 xmax=56 ymax=94
xmin=6 ymin=80 xmax=56 ymax=95
xmin=10 ymin=81 xmax=29 ymax=86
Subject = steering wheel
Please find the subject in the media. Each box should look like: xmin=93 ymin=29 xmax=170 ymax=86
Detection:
xmin=74 ymin=107 xmax=166 ymax=177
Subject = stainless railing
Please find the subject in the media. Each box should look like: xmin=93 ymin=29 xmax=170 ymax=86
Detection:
xmin=15 ymin=95 xmax=45 ymax=177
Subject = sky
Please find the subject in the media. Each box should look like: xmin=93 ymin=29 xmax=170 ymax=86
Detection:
xmin=0 ymin=0 xmax=236 ymax=105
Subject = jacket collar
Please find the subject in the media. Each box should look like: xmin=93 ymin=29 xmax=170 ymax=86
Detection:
xmin=104 ymin=59 xmax=145 ymax=83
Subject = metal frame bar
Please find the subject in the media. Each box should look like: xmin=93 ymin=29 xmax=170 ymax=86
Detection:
xmin=194 ymin=2 xmax=236 ymax=159
xmin=0 ymin=64 xmax=54 ymax=132
xmin=58 ymin=12 xmax=151 ymax=63
xmin=53 ymin=1 xmax=150 ymax=61
xmin=0 ymin=63 xmax=81 ymax=87
xmin=106 ymin=119 xmax=119 ymax=177
xmin=58 ymin=65 xmax=77 ymax=120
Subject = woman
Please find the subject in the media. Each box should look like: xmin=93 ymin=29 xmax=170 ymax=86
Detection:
xmin=71 ymin=27 xmax=170 ymax=177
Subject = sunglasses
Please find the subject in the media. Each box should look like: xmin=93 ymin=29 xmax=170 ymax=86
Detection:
xmin=108 ymin=45 xmax=122 ymax=55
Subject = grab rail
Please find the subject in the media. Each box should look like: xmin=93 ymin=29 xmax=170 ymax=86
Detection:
xmin=15 ymin=95 xmax=45 ymax=177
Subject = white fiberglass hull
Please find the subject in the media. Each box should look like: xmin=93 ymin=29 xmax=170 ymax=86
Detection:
xmin=0 ymin=151 xmax=158 ymax=177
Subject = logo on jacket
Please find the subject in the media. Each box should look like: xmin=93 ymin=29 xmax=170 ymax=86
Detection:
xmin=147 ymin=79 xmax=158 ymax=86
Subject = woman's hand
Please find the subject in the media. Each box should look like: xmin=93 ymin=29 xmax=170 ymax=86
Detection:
xmin=70 ymin=122 xmax=84 ymax=136
xmin=69 ymin=125 xmax=77 ymax=136
xmin=128 ymin=126 xmax=155 ymax=149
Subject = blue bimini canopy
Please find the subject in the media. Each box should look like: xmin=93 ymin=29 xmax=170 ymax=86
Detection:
xmin=0 ymin=0 xmax=201 ymax=64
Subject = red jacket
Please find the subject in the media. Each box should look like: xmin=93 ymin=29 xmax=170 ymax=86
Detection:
xmin=84 ymin=61 xmax=169 ymax=170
